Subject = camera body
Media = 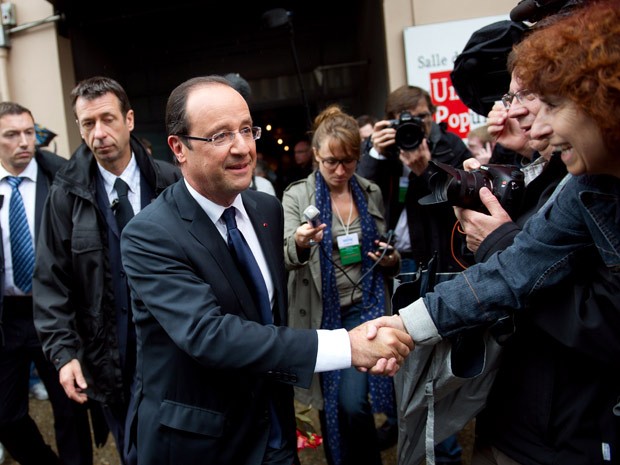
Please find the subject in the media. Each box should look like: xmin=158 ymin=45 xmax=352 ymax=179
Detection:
xmin=419 ymin=161 xmax=525 ymax=217
xmin=388 ymin=111 xmax=426 ymax=151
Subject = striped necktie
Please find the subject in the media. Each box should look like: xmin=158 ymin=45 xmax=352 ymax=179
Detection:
xmin=7 ymin=176 xmax=34 ymax=293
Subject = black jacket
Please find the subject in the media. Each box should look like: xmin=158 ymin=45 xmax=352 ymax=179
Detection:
xmin=33 ymin=137 xmax=181 ymax=403
xmin=357 ymin=122 xmax=471 ymax=272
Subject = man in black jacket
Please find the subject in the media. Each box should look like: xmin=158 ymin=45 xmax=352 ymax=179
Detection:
xmin=357 ymin=85 xmax=471 ymax=276
xmin=33 ymin=77 xmax=181 ymax=465
xmin=0 ymin=102 xmax=93 ymax=465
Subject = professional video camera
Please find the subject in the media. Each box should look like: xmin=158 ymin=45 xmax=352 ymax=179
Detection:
xmin=389 ymin=111 xmax=426 ymax=151
xmin=419 ymin=160 xmax=525 ymax=217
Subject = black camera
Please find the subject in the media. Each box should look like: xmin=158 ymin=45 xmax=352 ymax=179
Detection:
xmin=419 ymin=161 xmax=525 ymax=217
xmin=389 ymin=111 xmax=426 ymax=151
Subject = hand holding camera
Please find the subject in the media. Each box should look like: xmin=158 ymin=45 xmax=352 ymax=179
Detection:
xmin=369 ymin=120 xmax=397 ymax=156
xmin=419 ymin=160 xmax=525 ymax=218
xmin=454 ymin=188 xmax=513 ymax=253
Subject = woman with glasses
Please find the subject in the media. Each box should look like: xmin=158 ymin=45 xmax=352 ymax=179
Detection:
xmin=282 ymin=105 xmax=400 ymax=465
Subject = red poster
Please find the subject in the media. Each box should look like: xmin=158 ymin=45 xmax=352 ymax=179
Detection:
xmin=429 ymin=70 xmax=471 ymax=139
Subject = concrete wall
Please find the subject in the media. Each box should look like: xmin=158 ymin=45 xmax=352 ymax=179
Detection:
xmin=2 ymin=0 xmax=77 ymax=157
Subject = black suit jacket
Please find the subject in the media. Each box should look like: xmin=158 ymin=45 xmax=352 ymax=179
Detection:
xmin=120 ymin=181 xmax=318 ymax=465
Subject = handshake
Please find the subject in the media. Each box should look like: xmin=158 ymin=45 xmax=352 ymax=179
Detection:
xmin=349 ymin=315 xmax=411 ymax=376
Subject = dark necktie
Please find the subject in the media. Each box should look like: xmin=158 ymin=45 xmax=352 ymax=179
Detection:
xmin=7 ymin=176 xmax=34 ymax=293
xmin=221 ymin=207 xmax=282 ymax=448
xmin=114 ymin=178 xmax=134 ymax=232
xmin=222 ymin=207 xmax=273 ymax=325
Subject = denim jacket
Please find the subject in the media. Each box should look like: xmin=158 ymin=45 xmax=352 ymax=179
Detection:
xmin=399 ymin=173 xmax=620 ymax=343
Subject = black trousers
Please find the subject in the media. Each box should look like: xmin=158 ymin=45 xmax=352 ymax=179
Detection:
xmin=0 ymin=297 xmax=93 ymax=465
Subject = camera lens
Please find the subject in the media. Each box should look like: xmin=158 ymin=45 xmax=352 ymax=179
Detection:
xmin=419 ymin=161 xmax=525 ymax=217
xmin=419 ymin=162 xmax=492 ymax=209
xmin=395 ymin=122 xmax=425 ymax=151
xmin=391 ymin=111 xmax=426 ymax=151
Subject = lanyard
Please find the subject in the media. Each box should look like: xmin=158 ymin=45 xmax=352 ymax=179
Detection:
xmin=332 ymin=191 xmax=353 ymax=236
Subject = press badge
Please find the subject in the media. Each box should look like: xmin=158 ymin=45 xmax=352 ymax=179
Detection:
xmin=337 ymin=233 xmax=362 ymax=265
xmin=399 ymin=176 xmax=409 ymax=203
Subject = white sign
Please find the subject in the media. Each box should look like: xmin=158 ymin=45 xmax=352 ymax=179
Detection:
xmin=404 ymin=14 xmax=509 ymax=138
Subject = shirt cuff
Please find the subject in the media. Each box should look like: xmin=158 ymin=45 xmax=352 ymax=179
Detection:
xmin=399 ymin=297 xmax=442 ymax=345
xmin=314 ymin=328 xmax=351 ymax=372
xmin=369 ymin=147 xmax=387 ymax=160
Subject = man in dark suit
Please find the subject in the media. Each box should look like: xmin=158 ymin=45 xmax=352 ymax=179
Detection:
xmin=0 ymin=102 xmax=92 ymax=464
xmin=33 ymin=77 xmax=181 ymax=465
xmin=119 ymin=75 xmax=413 ymax=465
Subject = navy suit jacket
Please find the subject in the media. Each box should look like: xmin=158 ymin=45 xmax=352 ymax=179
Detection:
xmin=120 ymin=180 xmax=318 ymax=465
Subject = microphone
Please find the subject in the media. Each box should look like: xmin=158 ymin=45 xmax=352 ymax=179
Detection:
xmin=303 ymin=205 xmax=321 ymax=246
xmin=303 ymin=205 xmax=321 ymax=228
xmin=111 ymin=198 xmax=119 ymax=211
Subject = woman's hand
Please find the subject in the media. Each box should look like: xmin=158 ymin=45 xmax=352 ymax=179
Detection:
xmin=368 ymin=240 xmax=400 ymax=268
xmin=294 ymin=222 xmax=326 ymax=249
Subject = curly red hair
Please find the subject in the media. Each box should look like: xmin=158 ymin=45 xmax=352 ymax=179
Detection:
xmin=511 ymin=0 xmax=620 ymax=152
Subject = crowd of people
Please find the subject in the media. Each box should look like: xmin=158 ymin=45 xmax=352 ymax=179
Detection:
xmin=0 ymin=0 xmax=618 ymax=465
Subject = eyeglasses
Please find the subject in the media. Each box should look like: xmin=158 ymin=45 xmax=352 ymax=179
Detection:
xmin=501 ymin=89 xmax=536 ymax=109
xmin=412 ymin=112 xmax=432 ymax=120
xmin=316 ymin=156 xmax=358 ymax=169
xmin=175 ymin=126 xmax=261 ymax=147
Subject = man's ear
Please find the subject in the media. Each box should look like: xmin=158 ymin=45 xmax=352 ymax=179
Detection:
xmin=168 ymin=135 xmax=187 ymax=164
xmin=125 ymin=109 xmax=135 ymax=132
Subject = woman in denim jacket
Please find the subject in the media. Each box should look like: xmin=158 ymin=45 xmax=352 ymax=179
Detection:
xmin=371 ymin=2 xmax=620 ymax=463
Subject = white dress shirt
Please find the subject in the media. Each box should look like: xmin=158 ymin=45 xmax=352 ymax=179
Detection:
xmin=0 ymin=159 xmax=38 ymax=296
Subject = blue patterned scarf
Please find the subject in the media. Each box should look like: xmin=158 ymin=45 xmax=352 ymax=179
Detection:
xmin=315 ymin=172 xmax=395 ymax=465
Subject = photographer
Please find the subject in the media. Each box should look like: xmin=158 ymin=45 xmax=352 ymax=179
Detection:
xmin=357 ymin=85 xmax=471 ymax=276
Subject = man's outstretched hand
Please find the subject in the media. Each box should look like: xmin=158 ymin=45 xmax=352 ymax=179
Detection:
xmin=349 ymin=317 xmax=413 ymax=376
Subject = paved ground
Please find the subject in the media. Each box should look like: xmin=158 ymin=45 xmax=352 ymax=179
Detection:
xmin=3 ymin=398 xmax=474 ymax=465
